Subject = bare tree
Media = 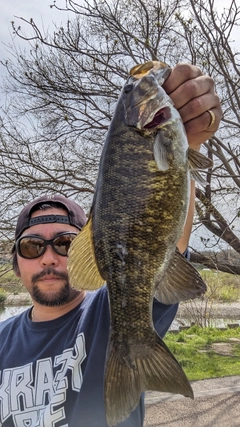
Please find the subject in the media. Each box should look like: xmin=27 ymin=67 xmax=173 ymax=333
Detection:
xmin=175 ymin=0 xmax=240 ymax=273
xmin=0 ymin=0 xmax=239 ymax=272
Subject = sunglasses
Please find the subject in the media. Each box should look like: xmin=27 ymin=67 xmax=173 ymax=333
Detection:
xmin=16 ymin=232 xmax=78 ymax=259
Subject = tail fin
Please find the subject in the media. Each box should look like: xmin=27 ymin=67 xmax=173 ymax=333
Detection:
xmin=104 ymin=333 xmax=193 ymax=426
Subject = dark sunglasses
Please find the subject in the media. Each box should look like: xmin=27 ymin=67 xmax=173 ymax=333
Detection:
xmin=16 ymin=232 xmax=78 ymax=259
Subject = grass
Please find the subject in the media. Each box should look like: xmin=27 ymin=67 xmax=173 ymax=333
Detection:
xmin=164 ymin=325 xmax=240 ymax=380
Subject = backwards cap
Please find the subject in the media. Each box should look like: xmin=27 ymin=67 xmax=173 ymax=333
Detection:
xmin=15 ymin=194 xmax=87 ymax=240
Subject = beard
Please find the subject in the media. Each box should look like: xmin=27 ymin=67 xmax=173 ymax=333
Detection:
xmin=31 ymin=267 xmax=72 ymax=306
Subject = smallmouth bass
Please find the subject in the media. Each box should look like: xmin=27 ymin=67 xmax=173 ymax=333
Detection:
xmin=68 ymin=60 xmax=212 ymax=426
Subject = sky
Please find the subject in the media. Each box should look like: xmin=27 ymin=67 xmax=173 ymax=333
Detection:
xmin=1 ymin=0 xmax=67 ymax=47
xmin=0 ymin=0 xmax=239 ymax=252
xmin=1 ymin=0 xmax=238 ymax=82
xmin=1 ymin=0 xmax=238 ymax=55
xmin=0 ymin=0 xmax=69 ymax=87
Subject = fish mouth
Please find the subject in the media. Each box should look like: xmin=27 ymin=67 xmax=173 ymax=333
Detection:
xmin=144 ymin=106 xmax=172 ymax=129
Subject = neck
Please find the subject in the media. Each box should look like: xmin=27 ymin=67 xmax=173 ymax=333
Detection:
xmin=30 ymin=290 xmax=86 ymax=322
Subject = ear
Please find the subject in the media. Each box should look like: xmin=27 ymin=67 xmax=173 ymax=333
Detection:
xmin=15 ymin=269 xmax=21 ymax=277
xmin=12 ymin=252 xmax=21 ymax=277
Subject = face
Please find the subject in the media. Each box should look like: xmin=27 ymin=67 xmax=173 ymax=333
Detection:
xmin=16 ymin=208 xmax=80 ymax=306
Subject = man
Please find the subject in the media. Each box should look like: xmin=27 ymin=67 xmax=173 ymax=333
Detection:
xmin=0 ymin=63 xmax=221 ymax=427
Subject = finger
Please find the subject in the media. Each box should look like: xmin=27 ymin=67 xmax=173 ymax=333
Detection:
xmin=162 ymin=63 xmax=222 ymax=148
xmin=169 ymin=75 xmax=215 ymax=111
xmin=178 ymin=91 xmax=220 ymax=125
xmin=206 ymin=109 xmax=217 ymax=131
xmin=185 ymin=105 xmax=222 ymax=135
xmin=163 ymin=63 xmax=203 ymax=95
xmin=185 ymin=106 xmax=222 ymax=149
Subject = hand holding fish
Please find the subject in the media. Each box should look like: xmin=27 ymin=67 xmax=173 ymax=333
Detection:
xmin=163 ymin=63 xmax=222 ymax=149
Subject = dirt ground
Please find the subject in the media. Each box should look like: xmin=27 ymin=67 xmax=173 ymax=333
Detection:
xmin=144 ymin=376 xmax=240 ymax=427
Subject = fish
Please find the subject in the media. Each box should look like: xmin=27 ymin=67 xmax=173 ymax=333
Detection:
xmin=68 ymin=60 xmax=212 ymax=426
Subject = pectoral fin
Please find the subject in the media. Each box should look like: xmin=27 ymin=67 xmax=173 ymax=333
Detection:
xmin=154 ymin=248 xmax=207 ymax=304
xmin=67 ymin=216 xmax=105 ymax=290
xmin=153 ymin=134 xmax=172 ymax=171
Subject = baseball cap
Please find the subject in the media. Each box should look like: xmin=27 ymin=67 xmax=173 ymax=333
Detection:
xmin=15 ymin=194 xmax=87 ymax=241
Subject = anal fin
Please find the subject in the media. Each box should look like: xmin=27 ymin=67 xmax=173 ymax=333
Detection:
xmin=188 ymin=148 xmax=213 ymax=170
xmin=154 ymin=248 xmax=207 ymax=304
xmin=188 ymin=148 xmax=213 ymax=184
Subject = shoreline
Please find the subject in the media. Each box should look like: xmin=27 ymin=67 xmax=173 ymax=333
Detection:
xmin=178 ymin=300 xmax=240 ymax=319
xmin=3 ymin=292 xmax=240 ymax=318
xmin=4 ymin=292 xmax=32 ymax=306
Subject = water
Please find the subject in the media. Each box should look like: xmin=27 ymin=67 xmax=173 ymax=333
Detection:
xmin=170 ymin=317 xmax=240 ymax=330
xmin=0 ymin=305 xmax=239 ymax=329
xmin=0 ymin=305 xmax=31 ymax=322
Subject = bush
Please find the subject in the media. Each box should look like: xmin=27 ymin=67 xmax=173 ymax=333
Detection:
xmin=179 ymin=270 xmax=240 ymax=327
xmin=201 ymin=270 xmax=240 ymax=302
xmin=0 ymin=288 xmax=7 ymax=304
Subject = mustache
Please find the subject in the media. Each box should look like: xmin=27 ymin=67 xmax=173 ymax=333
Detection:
xmin=32 ymin=267 xmax=69 ymax=284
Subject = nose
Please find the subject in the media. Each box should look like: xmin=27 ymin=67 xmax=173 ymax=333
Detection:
xmin=39 ymin=245 xmax=60 ymax=266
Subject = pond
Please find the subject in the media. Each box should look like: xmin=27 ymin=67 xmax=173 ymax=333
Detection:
xmin=0 ymin=305 xmax=239 ymax=330
xmin=0 ymin=305 xmax=31 ymax=322
xmin=169 ymin=317 xmax=240 ymax=330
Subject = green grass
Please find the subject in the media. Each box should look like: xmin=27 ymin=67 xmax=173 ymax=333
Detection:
xmin=164 ymin=326 xmax=240 ymax=380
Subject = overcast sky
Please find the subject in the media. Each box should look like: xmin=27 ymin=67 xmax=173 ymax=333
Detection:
xmin=0 ymin=0 xmax=69 ymax=86
xmin=0 ymin=0 xmax=238 ymax=251
xmin=1 ymin=0 xmax=238 ymax=80
xmin=0 ymin=0 xmax=238 ymax=109
xmin=1 ymin=0 xmax=67 ymax=48
xmin=0 ymin=0 xmax=238 ymax=111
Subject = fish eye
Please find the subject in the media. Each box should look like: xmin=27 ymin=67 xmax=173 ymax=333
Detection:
xmin=124 ymin=83 xmax=133 ymax=93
